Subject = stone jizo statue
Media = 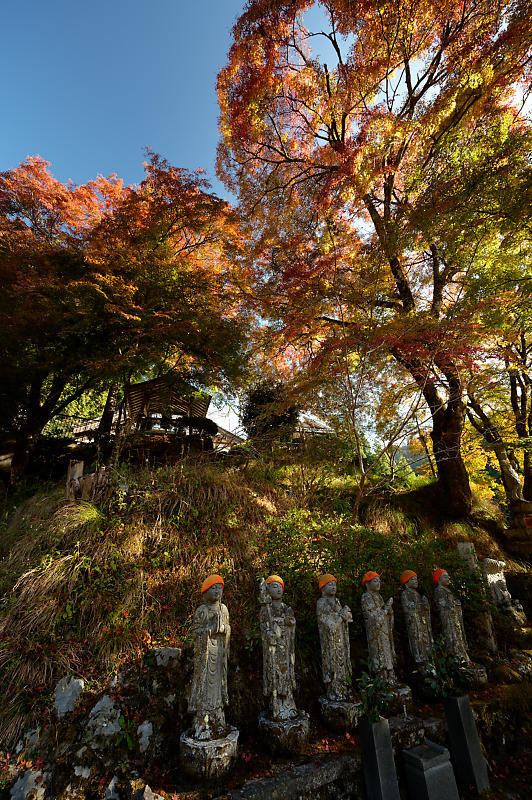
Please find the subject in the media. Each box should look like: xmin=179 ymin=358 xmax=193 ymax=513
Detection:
xmin=188 ymin=574 xmax=230 ymax=740
xmin=361 ymin=571 xmax=397 ymax=685
xmin=482 ymin=558 xmax=526 ymax=626
xmin=433 ymin=569 xmax=470 ymax=664
xmin=258 ymin=575 xmax=309 ymax=753
xmin=259 ymin=575 xmax=298 ymax=721
xmin=400 ymin=570 xmax=434 ymax=669
xmin=181 ymin=575 xmax=238 ymax=779
xmin=317 ymin=574 xmax=353 ymax=701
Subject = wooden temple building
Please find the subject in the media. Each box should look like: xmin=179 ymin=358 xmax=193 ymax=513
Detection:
xmin=71 ymin=373 xmax=244 ymax=457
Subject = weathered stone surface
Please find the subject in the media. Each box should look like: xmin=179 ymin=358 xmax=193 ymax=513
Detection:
xmin=316 ymin=578 xmax=353 ymax=702
xmin=229 ymin=754 xmax=363 ymax=800
xmin=403 ymin=739 xmax=460 ymax=800
xmin=86 ymin=694 xmax=121 ymax=743
xmin=15 ymin=729 xmax=39 ymax=755
xmin=459 ymin=663 xmax=488 ymax=687
xmin=153 ymin=646 xmax=182 ymax=667
xmin=434 ymin=571 xmax=470 ymax=662
xmin=456 ymin=542 xmax=480 ymax=572
xmin=132 ymin=786 xmax=164 ymax=800
xmin=104 ymin=776 xmax=121 ymax=799
xmin=388 ymin=715 xmax=425 ymax=752
xmin=188 ymin=579 xmax=230 ymax=740
xmin=421 ymin=716 xmax=447 ymax=744
xmin=73 ymin=764 xmax=91 ymax=779
xmin=456 ymin=544 xmax=497 ymax=652
xmin=358 ymin=716 xmax=400 ymax=800
xmin=137 ymin=720 xmax=153 ymax=753
xmin=179 ymin=726 xmax=239 ymax=780
xmin=434 ymin=571 xmax=487 ymax=683
xmin=401 ymin=577 xmax=434 ymax=669
xmin=388 ymin=683 xmax=413 ymax=714
xmin=259 ymin=577 xmax=299 ymax=721
xmin=510 ymin=648 xmax=532 ymax=679
xmin=54 ymin=676 xmax=85 ymax=717
xmin=9 ymin=769 xmax=46 ymax=800
xmin=444 ymin=694 xmax=490 ymax=794
xmin=318 ymin=696 xmax=362 ymax=732
xmin=483 ymin=558 xmax=526 ymax=625
xmin=361 ymin=576 xmax=400 ymax=687
xmin=258 ymin=711 xmax=310 ymax=755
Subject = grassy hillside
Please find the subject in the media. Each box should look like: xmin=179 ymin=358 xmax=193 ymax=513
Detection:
xmin=0 ymin=450 xmax=526 ymax=747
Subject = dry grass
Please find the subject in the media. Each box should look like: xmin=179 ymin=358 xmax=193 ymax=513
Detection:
xmin=0 ymin=462 xmax=296 ymax=744
xmin=0 ymin=458 xmax=523 ymax=746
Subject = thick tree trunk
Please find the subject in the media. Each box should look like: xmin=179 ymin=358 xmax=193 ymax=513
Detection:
xmin=430 ymin=399 xmax=472 ymax=517
xmin=393 ymin=349 xmax=472 ymax=516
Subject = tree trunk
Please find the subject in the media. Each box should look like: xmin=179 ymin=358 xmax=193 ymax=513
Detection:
xmin=393 ymin=350 xmax=472 ymax=516
xmin=9 ymin=422 xmax=43 ymax=483
xmin=509 ymin=367 xmax=532 ymax=499
xmin=467 ymin=395 xmax=524 ymax=504
xmin=495 ymin=444 xmax=525 ymax=503
xmin=430 ymin=401 xmax=472 ymax=517
xmin=97 ymin=383 xmax=119 ymax=441
xmin=523 ymin=451 xmax=532 ymax=501
xmin=8 ymin=373 xmax=92 ymax=482
xmin=9 ymin=434 xmax=32 ymax=483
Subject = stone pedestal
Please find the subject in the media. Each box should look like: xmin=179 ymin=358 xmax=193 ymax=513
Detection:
xmin=358 ymin=716 xmax=400 ymax=800
xmin=459 ymin=663 xmax=487 ymax=687
xmin=388 ymin=715 xmax=425 ymax=752
xmin=443 ymin=695 xmax=490 ymax=794
xmin=179 ymin=727 xmax=239 ymax=780
xmin=258 ymin=711 xmax=309 ymax=755
xmin=403 ymin=739 xmax=460 ymax=800
xmin=318 ymin=696 xmax=362 ymax=732
xmin=388 ymin=683 xmax=412 ymax=713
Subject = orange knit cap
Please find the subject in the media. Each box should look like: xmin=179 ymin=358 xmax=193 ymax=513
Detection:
xmin=266 ymin=575 xmax=284 ymax=590
xmin=201 ymin=574 xmax=224 ymax=594
xmin=432 ymin=568 xmax=447 ymax=585
xmin=401 ymin=570 xmax=417 ymax=585
xmin=362 ymin=571 xmax=380 ymax=586
xmin=318 ymin=573 xmax=337 ymax=591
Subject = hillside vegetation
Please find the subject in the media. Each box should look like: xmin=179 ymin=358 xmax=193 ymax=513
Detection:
xmin=0 ymin=447 xmax=524 ymax=747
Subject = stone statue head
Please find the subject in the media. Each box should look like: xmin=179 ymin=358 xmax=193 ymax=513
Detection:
xmin=433 ymin=568 xmax=449 ymax=587
xmin=401 ymin=570 xmax=418 ymax=590
xmin=319 ymin=573 xmax=337 ymax=597
xmin=362 ymin=571 xmax=380 ymax=592
xmin=201 ymin=574 xmax=224 ymax=603
xmin=266 ymin=574 xmax=284 ymax=600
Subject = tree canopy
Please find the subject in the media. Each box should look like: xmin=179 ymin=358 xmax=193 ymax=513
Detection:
xmin=217 ymin=0 xmax=532 ymax=514
xmin=0 ymin=153 xmax=249 ymax=475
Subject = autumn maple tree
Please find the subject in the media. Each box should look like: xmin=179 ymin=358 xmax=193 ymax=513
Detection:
xmin=0 ymin=154 xmax=248 ymax=477
xmin=217 ymin=0 xmax=532 ymax=515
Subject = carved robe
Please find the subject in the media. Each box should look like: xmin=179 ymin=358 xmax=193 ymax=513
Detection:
xmin=434 ymin=584 xmax=470 ymax=664
xmin=401 ymin=587 xmax=434 ymax=664
xmin=189 ymin=601 xmax=230 ymax=738
xmin=317 ymin=596 xmax=352 ymax=701
xmin=260 ymin=601 xmax=297 ymax=720
xmin=361 ymin=591 xmax=397 ymax=683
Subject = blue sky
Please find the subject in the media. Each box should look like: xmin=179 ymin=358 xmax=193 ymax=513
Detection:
xmin=1 ymin=0 xmax=247 ymax=197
